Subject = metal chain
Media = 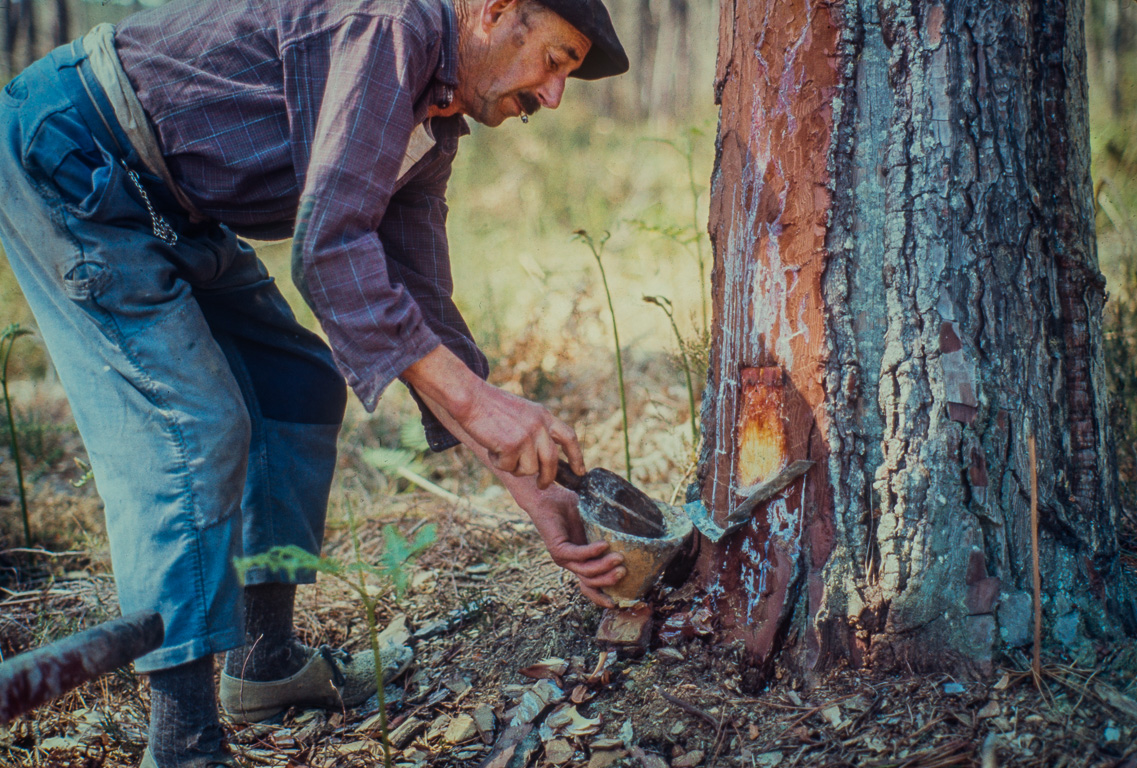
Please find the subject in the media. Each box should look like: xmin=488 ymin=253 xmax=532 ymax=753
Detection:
xmin=120 ymin=161 xmax=178 ymax=246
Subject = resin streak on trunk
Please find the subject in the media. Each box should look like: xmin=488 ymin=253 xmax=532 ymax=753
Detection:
xmin=699 ymin=0 xmax=841 ymax=666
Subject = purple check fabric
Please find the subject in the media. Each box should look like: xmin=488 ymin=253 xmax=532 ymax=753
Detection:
xmin=115 ymin=0 xmax=487 ymax=450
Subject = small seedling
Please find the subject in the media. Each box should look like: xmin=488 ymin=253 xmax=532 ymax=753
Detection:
xmin=643 ymin=295 xmax=699 ymax=448
xmin=574 ymin=229 xmax=633 ymax=481
xmin=71 ymin=457 xmax=95 ymax=489
xmin=234 ymin=506 xmax=436 ymax=768
xmin=1 ymin=323 xmax=33 ymax=545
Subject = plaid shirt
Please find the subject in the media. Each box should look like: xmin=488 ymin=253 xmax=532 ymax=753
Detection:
xmin=116 ymin=0 xmax=487 ymax=450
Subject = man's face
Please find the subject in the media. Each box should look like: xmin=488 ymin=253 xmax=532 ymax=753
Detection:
xmin=458 ymin=0 xmax=592 ymax=127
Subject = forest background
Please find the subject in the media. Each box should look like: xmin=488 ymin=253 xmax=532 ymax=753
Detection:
xmin=0 ymin=1 xmax=1136 ymax=765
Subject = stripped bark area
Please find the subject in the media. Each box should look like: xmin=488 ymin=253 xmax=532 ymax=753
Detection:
xmin=698 ymin=0 xmax=840 ymax=673
xmin=699 ymin=0 xmax=1136 ymax=680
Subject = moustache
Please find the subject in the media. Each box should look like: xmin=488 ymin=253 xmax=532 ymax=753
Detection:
xmin=517 ymin=92 xmax=541 ymax=116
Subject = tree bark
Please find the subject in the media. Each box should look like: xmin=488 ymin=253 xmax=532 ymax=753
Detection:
xmin=697 ymin=0 xmax=1136 ymax=682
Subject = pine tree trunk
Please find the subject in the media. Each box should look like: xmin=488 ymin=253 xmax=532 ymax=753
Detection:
xmin=697 ymin=0 xmax=1137 ymax=682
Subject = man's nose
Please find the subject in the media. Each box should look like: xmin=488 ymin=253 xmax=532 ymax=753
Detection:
xmin=539 ymin=75 xmax=568 ymax=110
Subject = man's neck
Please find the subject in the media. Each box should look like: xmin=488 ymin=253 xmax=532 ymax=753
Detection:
xmin=432 ymin=0 xmax=476 ymax=119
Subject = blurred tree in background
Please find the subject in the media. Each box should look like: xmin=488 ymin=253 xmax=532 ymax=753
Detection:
xmin=1086 ymin=0 xmax=1136 ymax=117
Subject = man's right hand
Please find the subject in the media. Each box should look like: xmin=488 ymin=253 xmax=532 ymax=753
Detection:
xmin=402 ymin=345 xmax=585 ymax=488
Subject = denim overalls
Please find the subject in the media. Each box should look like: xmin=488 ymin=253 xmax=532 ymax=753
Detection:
xmin=0 ymin=39 xmax=346 ymax=672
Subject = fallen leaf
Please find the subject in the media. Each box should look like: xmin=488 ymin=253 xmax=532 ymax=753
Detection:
xmin=588 ymin=748 xmax=627 ymax=768
xmin=378 ymin=614 xmax=411 ymax=647
xmin=545 ymin=738 xmax=576 ymax=765
xmin=545 ymin=705 xmax=602 ymax=738
xmin=631 ymin=748 xmax=668 ymax=768
xmin=333 ymin=740 xmax=376 ymax=754
xmin=483 ymin=724 xmax=540 ymax=768
xmin=520 ymin=657 xmax=570 ymax=682
xmin=821 ymin=705 xmax=842 ymax=728
xmin=978 ymin=701 xmax=1000 ymax=719
xmin=444 ymin=715 xmax=478 ymax=744
xmin=425 ymin=714 xmax=450 ymax=742
xmin=993 ymin=672 xmax=1012 ymax=691
xmin=38 ymin=736 xmax=79 ymax=751
xmin=473 ymin=704 xmax=496 ymax=744
xmin=619 ymin=719 xmax=635 ymax=747
xmin=755 ymin=752 xmax=783 ymax=767
xmin=590 ymin=737 xmax=624 ymax=750
xmin=354 ymin=710 xmax=386 ymax=735
xmin=442 ymin=672 xmax=472 ymax=698
xmin=571 ymin=684 xmax=592 ymax=704
xmin=673 ymin=750 xmax=705 ymax=768
xmin=508 ymin=680 xmax=565 ymax=726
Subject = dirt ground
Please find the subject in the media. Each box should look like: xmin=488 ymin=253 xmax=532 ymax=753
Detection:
xmin=2 ymin=337 xmax=1137 ymax=768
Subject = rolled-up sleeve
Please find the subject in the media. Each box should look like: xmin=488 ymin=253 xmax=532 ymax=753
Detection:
xmin=287 ymin=13 xmax=444 ymax=410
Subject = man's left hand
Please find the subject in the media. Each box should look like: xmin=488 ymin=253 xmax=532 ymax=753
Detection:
xmin=523 ymin=485 xmax=626 ymax=608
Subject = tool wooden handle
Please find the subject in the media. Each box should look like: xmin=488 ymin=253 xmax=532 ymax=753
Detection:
xmin=556 ymin=459 xmax=585 ymax=492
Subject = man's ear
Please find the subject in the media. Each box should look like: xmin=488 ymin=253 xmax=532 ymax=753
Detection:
xmin=480 ymin=0 xmax=521 ymax=31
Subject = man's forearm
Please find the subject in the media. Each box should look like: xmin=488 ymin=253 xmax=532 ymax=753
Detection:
xmin=403 ymin=348 xmax=584 ymax=487
xmin=401 ymin=344 xmax=481 ymax=425
xmin=413 ymin=387 xmax=567 ymax=512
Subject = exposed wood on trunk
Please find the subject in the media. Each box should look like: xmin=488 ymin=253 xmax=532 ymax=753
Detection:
xmin=697 ymin=0 xmax=840 ymax=674
xmin=699 ymin=0 xmax=1136 ymax=682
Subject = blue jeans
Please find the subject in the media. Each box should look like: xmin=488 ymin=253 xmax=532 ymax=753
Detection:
xmin=0 ymin=41 xmax=346 ymax=672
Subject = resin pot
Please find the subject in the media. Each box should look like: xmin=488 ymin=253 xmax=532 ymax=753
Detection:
xmin=573 ymin=468 xmax=694 ymax=606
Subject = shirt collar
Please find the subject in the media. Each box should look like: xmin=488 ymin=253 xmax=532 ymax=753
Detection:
xmin=432 ymin=0 xmax=459 ymax=108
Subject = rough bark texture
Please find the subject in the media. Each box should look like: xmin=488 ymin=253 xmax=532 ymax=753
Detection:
xmin=698 ymin=0 xmax=1137 ymax=681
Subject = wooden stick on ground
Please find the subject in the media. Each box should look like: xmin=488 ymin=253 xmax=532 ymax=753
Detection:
xmin=1029 ymin=433 xmax=1041 ymax=686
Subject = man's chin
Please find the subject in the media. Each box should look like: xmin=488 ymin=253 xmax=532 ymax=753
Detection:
xmin=467 ymin=109 xmax=507 ymax=128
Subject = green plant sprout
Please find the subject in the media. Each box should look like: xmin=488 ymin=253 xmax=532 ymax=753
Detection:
xmin=573 ymin=229 xmax=632 ymax=481
xmin=234 ymin=506 xmax=436 ymax=768
xmin=71 ymin=457 xmax=95 ymax=489
xmin=1 ymin=323 xmax=33 ymax=546
xmin=643 ymin=295 xmax=699 ymax=448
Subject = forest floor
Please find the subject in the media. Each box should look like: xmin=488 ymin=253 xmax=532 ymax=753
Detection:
xmin=2 ymin=328 xmax=1137 ymax=768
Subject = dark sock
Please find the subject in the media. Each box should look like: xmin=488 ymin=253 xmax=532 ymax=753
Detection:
xmin=148 ymin=656 xmax=226 ymax=768
xmin=224 ymin=583 xmax=307 ymax=682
